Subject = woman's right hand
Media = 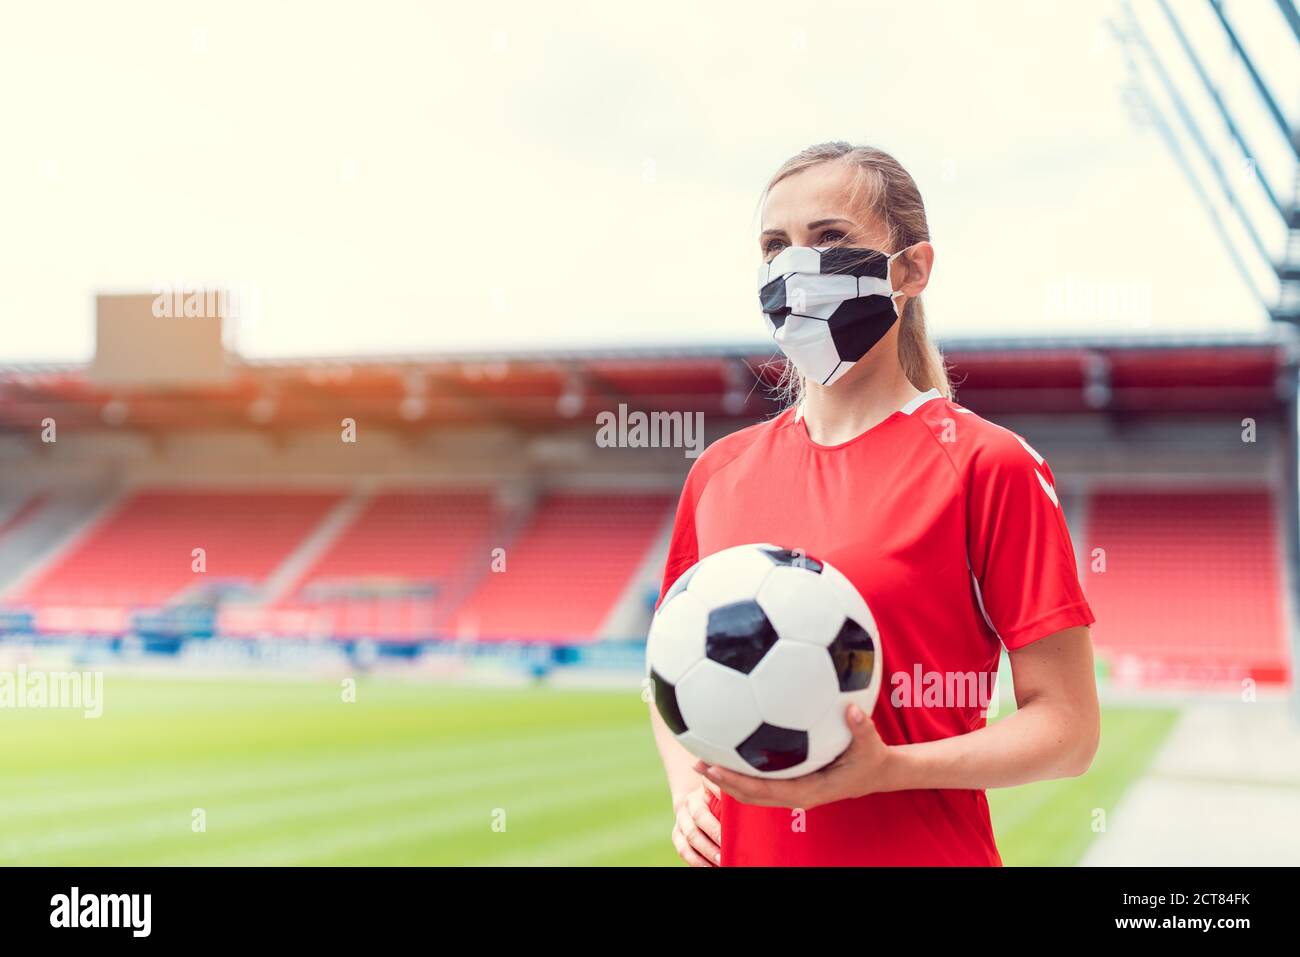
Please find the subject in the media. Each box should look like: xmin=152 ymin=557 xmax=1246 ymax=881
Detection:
xmin=671 ymin=779 xmax=722 ymax=867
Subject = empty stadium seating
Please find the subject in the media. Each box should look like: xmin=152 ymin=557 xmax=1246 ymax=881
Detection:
xmin=0 ymin=480 xmax=1289 ymax=683
xmin=277 ymin=489 xmax=500 ymax=640
xmin=0 ymin=486 xmax=672 ymax=643
xmin=1083 ymin=489 xmax=1289 ymax=685
xmin=0 ymin=491 xmax=47 ymax=540
xmin=450 ymin=492 xmax=672 ymax=642
xmin=8 ymin=490 xmax=343 ymax=609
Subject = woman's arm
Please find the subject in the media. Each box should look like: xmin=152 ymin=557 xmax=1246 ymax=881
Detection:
xmin=888 ymin=625 xmax=1100 ymax=789
xmin=650 ymin=704 xmax=706 ymax=802
xmin=651 ymin=704 xmax=723 ymax=865
xmin=697 ymin=626 xmax=1099 ymax=809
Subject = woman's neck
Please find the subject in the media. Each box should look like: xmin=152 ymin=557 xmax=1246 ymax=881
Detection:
xmin=799 ymin=351 xmax=923 ymax=446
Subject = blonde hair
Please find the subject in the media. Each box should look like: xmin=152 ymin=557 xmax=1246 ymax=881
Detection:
xmin=761 ymin=142 xmax=951 ymax=404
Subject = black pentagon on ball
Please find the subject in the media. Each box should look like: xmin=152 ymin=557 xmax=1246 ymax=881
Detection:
xmin=659 ymin=562 xmax=698 ymax=607
xmin=757 ymin=546 xmax=823 ymax=573
xmin=705 ymin=600 xmax=778 ymax=674
xmin=649 ymin=669 xmax=687 ymax=735
xmin=828 ymin=618 xmax=876 ymax=692
xmin=737 ymin=723 xmax=809 ymax=773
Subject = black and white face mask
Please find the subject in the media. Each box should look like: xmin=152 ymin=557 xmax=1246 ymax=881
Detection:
xmin=758 ymin=245 xmax=914 ymax=387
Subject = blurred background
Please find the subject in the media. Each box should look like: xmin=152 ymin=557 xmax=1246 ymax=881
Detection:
xmin=0 ymin=0 xmax=1297 ymax=865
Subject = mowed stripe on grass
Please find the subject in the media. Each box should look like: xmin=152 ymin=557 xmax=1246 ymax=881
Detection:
xmin=0 ymin=677 xmax=678 ymax=866
xmin=3 ymin=730 xmax=655 ymax=864
xmin=0 ymin=676 xmax=1175 ymax=865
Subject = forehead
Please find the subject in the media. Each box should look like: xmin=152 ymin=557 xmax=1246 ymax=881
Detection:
xmin=762 ymin=161 xmax=868 ymax=230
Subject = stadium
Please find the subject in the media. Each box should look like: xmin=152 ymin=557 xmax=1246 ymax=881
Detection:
xmin=0 ymin=0 xmax=1297 ymax=877
xmin=0 ymin=320 xmax=1297 ymax=865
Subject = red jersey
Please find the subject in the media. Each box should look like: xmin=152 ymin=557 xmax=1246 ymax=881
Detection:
xmin=658 ymin=388 xmax=1094 ymax=866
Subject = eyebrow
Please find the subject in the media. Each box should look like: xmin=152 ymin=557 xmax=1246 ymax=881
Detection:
xmin=760 ymin=218 xmax=856 ymax=238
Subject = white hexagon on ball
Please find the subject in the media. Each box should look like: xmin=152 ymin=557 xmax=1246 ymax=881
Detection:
xmin=748 ymin=640 xmax=839 ymax=729
xmin=645 ymin=590 xmax=708 ymax=684
xmin=676 ymin=730 xmax=747 ymax=774
xmin=674 ymin=658 xmax=762 ymax=749
xmin=804 ymin=701 xmax=854 ymax=772
xmin=755 ymin=565 xmax=847 ymax=647
xmin=821 ymin=562 xmax=878 ymax=636
xmin=685 ymin=543 xmax=778 ymax=608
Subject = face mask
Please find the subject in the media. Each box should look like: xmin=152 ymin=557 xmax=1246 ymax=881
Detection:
xmin=758 ymin=244 xmax=914 ymax=387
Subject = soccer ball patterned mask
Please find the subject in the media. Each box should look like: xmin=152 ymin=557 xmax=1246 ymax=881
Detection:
xmin=758 ymin=245 xmax=916 ymax=387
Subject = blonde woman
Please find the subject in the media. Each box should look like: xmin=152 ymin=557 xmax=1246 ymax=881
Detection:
xmin=651 ymin=142 xmax=1099 ymax=866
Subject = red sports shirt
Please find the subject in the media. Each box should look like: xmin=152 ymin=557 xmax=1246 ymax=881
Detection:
xmin=657 ymin=388 xmax=1094 ymax=866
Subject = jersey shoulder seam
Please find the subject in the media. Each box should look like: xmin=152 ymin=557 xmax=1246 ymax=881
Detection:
xmin=910 ymin=401 xmax=969 ymax=497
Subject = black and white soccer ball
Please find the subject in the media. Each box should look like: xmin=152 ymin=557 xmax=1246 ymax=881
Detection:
xmin=647 ymin=543 xmax=882 ymax=780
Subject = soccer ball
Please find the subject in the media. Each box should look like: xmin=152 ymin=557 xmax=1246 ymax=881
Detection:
xmin=647 ymin=543 xmax=882 ymax=780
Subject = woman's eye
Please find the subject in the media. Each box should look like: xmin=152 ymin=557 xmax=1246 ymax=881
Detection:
xmin=763 ymin=239 xmax=787 ymax=258
xmin=819 ymin=230 xmax=847 ymax=246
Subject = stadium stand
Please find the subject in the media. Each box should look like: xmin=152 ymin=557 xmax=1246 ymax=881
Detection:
xmin=0 ymin=491 xmax=46 ymax=539
xmin=0 ymin=334 xmax=1294 ymax=689
xmin=7 ymin=489 xmax=343 ymax=608
xmin=450 ymin=492 xmax=673 ymax=642
xmin=1084 ymin=488 xmax=1289 ymax=685
xmin=277 ymin=488 xmax=501 ymax=640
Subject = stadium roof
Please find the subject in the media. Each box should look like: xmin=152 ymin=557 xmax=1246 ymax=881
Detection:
xmin=0 ymin=330 xmax=1295 ymax=434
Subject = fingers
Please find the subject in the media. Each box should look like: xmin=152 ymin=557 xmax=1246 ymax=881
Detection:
xmin=701 ymin=764 xmax=828 ymax=809
xmin=700 ymin=764 xmax=777 ymax=806
xmin=687 ymin=788 xmax=723 ymax=846
xmin=676 ymin=801 xmax=721 ymax=865
xmin=845 ymin=702 xmax=872 ymax=737
xmin=672 ymin=826 xmax=713 ymax=868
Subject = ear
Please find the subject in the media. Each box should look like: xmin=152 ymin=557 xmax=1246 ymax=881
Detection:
xmin=892 ymin=241 xmax=934 ymax=298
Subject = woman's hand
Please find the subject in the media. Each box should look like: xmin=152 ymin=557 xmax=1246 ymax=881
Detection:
xmin=694 ymin=703 xmax=896 ymax=810
xmin=671 ymin=776 xmax=722 ymax=866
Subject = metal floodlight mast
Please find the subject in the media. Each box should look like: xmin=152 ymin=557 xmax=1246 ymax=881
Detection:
xmin=1108 ymin=11 xmax=1270 ymax=314
xmin=1117 ymin=0 xmax=1300 ymax=323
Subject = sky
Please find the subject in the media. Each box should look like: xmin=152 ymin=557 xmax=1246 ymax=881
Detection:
xmin=0 ymin=0 xmax=1294 ymax=364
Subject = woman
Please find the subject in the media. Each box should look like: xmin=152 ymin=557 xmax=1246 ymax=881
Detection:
xmin=650 ymin=142 xmax=1099 ymax=867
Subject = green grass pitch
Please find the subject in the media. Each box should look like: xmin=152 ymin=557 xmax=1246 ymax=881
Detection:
xmin=0 ymin=676 xmax=1177 ymax=865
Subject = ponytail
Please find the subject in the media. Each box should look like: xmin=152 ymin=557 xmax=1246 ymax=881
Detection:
xmin=898 ymin=297 xmax=950 ymax=398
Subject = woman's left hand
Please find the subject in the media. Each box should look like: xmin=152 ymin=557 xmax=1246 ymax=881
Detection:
xmin=693 ymin=703 xmax=897 ymax=810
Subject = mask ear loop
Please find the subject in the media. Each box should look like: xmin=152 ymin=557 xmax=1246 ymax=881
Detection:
xmin=886 ymin=244 xmax=916 ymax=318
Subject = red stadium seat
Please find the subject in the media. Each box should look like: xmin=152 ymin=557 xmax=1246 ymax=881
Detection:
xmin=278 ymin=489 xmax=499 ymax=640
xmin=11 ymin=490 xmax=343 ymax=609
xmin=1083 ymin=488 xmax=1289 ymax=686
xmin=450 ymin=492 xmax=672 ymax=643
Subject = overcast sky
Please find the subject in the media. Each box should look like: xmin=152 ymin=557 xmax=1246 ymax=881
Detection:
xmin=0 ymin=0 xmax=1293 ymax=364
